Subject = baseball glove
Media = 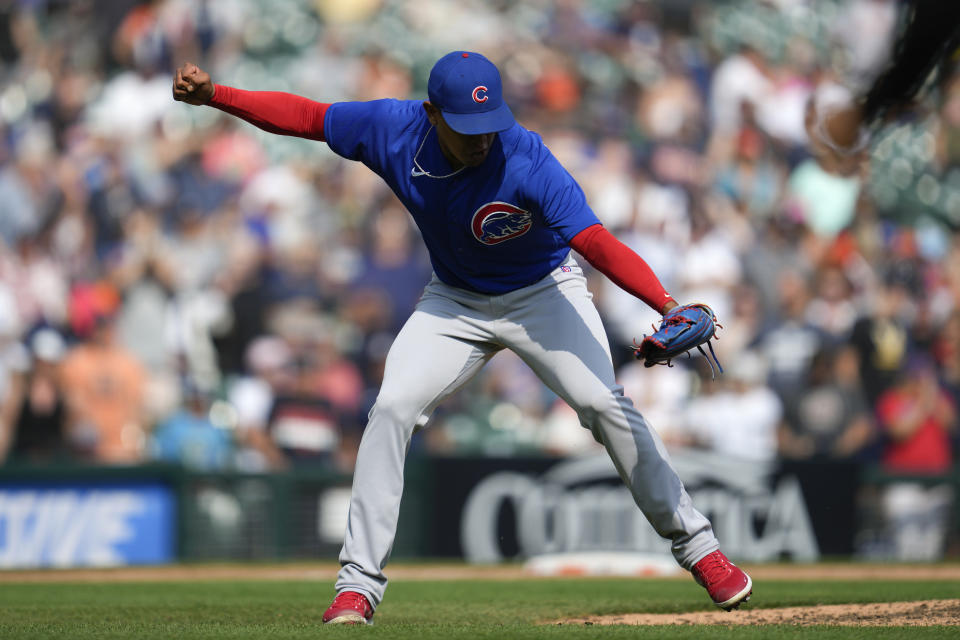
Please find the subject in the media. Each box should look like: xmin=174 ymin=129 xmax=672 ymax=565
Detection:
xmin=633 ymin=303 xmax=723 ymax=377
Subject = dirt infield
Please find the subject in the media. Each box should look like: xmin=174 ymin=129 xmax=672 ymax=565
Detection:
xmin=2 ymin=561 xmax=960 ymax=583
xmin=558 ymin=599 xmax=960 ymax=627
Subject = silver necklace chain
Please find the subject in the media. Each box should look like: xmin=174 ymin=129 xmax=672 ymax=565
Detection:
xmin=410 ymin=125 xmax=466 ymax=179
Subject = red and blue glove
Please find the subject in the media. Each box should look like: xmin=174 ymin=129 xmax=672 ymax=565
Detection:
xmin=634 ymin=303 xmax=723 ymax=377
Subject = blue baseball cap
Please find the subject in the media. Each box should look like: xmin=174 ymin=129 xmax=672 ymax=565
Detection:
xmin=427 ymin=51 xmax=515 ymax=135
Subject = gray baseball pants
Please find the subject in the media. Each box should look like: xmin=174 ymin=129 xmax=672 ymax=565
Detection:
xmin=335 ymin=256 xmax=719 ymax=608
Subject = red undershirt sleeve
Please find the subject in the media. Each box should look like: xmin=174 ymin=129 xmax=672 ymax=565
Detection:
xmin=207 ymin=84 xmax=330 ymax=141
xmin=569 ymin=223 xmax=676 ymax=314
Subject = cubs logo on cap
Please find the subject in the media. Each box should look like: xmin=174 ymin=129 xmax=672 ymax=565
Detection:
xmin=471 ymin=201 xmax=532 ymax=245
xmin=428 ymin=52 xmax=515 ymax=135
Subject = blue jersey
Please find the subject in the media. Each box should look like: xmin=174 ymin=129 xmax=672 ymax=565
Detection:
xmin=324 ymin=99 xmax=600 ymax=294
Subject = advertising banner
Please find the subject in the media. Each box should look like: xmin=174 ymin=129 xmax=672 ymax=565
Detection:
xmin=405 ymin=450 xmax=854 ymax=563
xmin=0 ymin=482 xmax=175 ymax=568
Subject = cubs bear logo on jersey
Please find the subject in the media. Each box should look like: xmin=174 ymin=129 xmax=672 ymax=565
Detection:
xmin=471 ymin=201 xmax=532 ymax=245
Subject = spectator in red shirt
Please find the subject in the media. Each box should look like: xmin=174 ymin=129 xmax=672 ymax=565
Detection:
xmin=876 ymin=355 xmax=956 ymax=474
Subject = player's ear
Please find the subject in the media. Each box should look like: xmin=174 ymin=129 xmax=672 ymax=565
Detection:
xmin=423 ymin=101 xmax=441 ymax=126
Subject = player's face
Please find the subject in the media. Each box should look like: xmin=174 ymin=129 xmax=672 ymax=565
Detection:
xmin=424 ymin=102 xmax=496 ymax=169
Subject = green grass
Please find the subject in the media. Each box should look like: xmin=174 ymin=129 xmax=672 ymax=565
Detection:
xmin=0 ymin=577 xmax=957 ymax=639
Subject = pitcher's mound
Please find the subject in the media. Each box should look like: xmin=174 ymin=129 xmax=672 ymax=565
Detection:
xmin=559 ymin=599 xmax=960 ymax=627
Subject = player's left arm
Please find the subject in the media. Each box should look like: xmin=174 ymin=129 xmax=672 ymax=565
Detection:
xmin=569 ymin=224 xmax=678 ymax=314
xmin=523 ymin=141 xmax=678 ymax=315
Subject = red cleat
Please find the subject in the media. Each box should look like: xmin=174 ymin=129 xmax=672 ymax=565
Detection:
xmin=322 ymin=591 xmax=374 ymax=625
xmin=691 ymin=550 xmax=753 ymax=611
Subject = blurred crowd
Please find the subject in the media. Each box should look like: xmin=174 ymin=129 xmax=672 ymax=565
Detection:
xmin=0 ymin=0 xmax=958 ymax=477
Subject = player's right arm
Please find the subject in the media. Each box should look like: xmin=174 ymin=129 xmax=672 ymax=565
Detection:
xmin=172 ymin=62 xmax=329 ymax=141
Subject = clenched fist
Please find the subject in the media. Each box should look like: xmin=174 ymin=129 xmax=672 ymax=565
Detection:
xmin=172 ymin=62 xmax=215 ymax=105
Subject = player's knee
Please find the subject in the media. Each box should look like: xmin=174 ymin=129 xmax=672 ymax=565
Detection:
xmin=370 ymin=393 xmax=422 ymax=429
xmin=572 ymin=389 xmax=616 ymax=425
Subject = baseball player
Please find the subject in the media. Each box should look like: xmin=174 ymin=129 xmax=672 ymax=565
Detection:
xmin=173 ymin=51 xmax=752 ymax=625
